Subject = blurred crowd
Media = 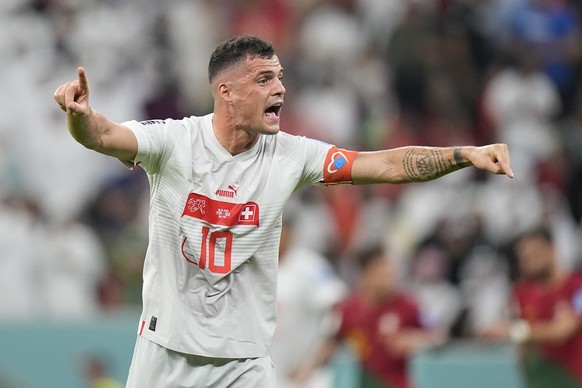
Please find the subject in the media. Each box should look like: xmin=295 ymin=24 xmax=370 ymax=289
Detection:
xmin=1 ymin=0 xmax=582 ymax=374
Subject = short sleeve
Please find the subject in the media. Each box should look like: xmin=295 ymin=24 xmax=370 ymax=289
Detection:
xmin=293 ymin=137 xmax=358 ymax=188
xmin=122 ymin=119 xmax=178 ymax=174
xmin=294 ymin=137 xmax=332 ymax=188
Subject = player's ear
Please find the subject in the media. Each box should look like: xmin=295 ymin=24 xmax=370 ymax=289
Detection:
xmin=218 ymin=82 xmax=232 ymax=102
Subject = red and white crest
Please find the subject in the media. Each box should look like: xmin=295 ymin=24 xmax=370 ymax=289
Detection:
xmin=187 ymin=198 xmax=206 ymax=214
xmin=239 ymin=204 xmax=257 ymax=223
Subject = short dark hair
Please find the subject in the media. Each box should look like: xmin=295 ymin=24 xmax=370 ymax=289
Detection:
xmin=517 ymin=226 xmax=554 ymax=245
xmin=356 ymin=245 xmax=386 ymax=271
xmin=208 ymin=35 xmax=275 ymax=83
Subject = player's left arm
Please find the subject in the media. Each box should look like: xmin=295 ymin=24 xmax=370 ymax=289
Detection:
xmin=482 ymin=297 xmax=582 ymax=345
xmin=531 ymin=308 xmax=582 ymax=345
xmin=351 ymin=144 xmax=514 ymax=184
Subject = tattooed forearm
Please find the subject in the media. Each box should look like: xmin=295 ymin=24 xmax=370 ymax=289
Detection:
xmin=431 ymin=150 xmax=449 ymax=175
xmin=454 ymin=147 xmax=465 ymax=166
xmin=402 ymin=147 xmax=471 ymax=182
xmin=453 ymin=147 xmax=472 ymax=168
xmin=403 ymin=150 xmax=423 ymax=181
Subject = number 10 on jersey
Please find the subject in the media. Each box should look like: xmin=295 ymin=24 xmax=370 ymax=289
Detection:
xmin=182 ymin=227 xmax=233 ymax=274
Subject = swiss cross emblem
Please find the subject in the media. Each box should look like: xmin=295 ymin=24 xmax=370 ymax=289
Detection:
xmin=239 ymin=204 xmax=256 ymax=222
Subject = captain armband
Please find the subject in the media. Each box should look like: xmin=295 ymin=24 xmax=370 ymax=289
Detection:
xmin=321 ymin=147 xmax=359 ymax=186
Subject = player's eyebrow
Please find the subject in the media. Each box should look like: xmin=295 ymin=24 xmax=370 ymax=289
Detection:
xmin=255 ymin=68 xmax=284 ymax=78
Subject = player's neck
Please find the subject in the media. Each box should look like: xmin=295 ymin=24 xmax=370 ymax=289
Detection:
xmin=212 ymin=114 xmax=260 ymax=156
xmin=538 ymin=264 xmax=565 ymax=289
xmin=361 ymin=286 xmax=393 ymax=306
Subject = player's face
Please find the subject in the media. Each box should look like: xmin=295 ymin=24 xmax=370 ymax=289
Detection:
xmin=516 ymin=235 xmax=553 ymax=281
xmin=364 ymin=257 xmax=395 ymax=297
xmin=228 ymin=55 xmax=285 ymax=135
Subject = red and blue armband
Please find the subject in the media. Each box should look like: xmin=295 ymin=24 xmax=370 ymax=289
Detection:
xmin=322 ymin=146 xmax=359 ymax=185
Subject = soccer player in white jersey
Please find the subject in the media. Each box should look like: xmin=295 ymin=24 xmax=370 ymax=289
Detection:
xmin=54 ymin=35 xmax=514 ymax=387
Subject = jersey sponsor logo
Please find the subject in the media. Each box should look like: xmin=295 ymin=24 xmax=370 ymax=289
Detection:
xmin=182 ymin=192 xmax=259 ymax=227
xmin=139 ymin=119 xmax=166 ymax=126
xmin=215 ymin=184 xmax=239 ymax=199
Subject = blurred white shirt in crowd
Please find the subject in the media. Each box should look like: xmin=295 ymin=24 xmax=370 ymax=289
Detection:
xmin=271 ymin=246 xmax=346 ymax=388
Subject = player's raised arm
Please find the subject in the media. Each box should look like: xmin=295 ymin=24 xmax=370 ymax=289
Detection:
xmin=53 ymin=67 xmax=138 ymax=163
xmin=351 ymin=144 xmax=514 ymax=185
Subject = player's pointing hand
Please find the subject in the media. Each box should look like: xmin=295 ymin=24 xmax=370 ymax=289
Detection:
xmin=53 ymin=66 xmax=91 ymax=117
xmin=467 ymin=143 xmax=514 ymax=178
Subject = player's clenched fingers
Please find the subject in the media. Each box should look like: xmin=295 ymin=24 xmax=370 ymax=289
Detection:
xmin=487 ymin=143 xmax=513 ymax=178
xmin=55 ymin=83 xmax=75 ymax=112
xmin=63 ymin=80 xmax=81 ymax=112
xmin=483 ymin=158 xmax=504 ymax=175
xmin=54 ymin=84 xmax=67 ymax=111
xmin=494 ymin=144 xmax=514 ymax=178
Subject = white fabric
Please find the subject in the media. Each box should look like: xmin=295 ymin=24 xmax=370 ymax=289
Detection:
xmin=270 ymin=247 xmax=346 ymax=388
xmin=126 ymin=336 xmax=275 ymax=388
xmin=483 ymin=67 xmax=560 ymax=181
xmin=123 ymin=114 xmax=331 ymax=358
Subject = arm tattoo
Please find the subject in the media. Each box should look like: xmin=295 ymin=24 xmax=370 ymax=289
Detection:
xmin=403 ymin=150 xmax=423 ymax=181
xmin=403 ymin=147 xmax=469 ymax=182
xmin=453 ymin=147 xmax=464 ymax=166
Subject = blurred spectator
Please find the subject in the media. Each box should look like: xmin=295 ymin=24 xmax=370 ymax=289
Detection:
xmin=348 ymin=186 xmax=393 ymax=261
xmin=0 ymin=194 xmax=107 ymax=319
xmin=83 ymin=173 xmax=149 ymax=308
xmin=559 ymin=93 xmax=582 ymax=224
xmin=384 ymin=2 xmax=435 ymax=120
xmin=408 ymin=212 xmax=511 ymax=337
xmin=293 ymin=71 xmax=363 ymax=146
xmin=283 ymin=189 xmax=337 ymax=257
xmin=535 ymin=186 xmax=581 ymax=272
xmin=406 ymin=243 xmax=463 ymax=335
xmin=294 ymin=245 xmax=444 ymax=388
xmin=482 ymin=50 xmax=561 ymax=183
xmin=0 ymin=196 xmax=44 ymax=318
xmin=270 ymin=217 xmax=347 ymax=388
xmin=505 ymin=0 xmax=582 ymax=115
xmin=459 ymin=241 xmax=511 ymax=337
xmin=81 ymin=355 xmax=123 ymax=388
xmin=482 ymin=227 xmax=582 ymax=388
xmin=229 ymin=0 xmax=294 ymax=51
xmin=39 ymin=217 xmax=107 ymax=318
xmin=164 ymin=0 xmax=226 ymax=112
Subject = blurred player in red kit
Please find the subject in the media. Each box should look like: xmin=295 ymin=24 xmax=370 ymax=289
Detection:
xmin=54 ymin=35 xmax=513 ymax=387
xmin=293 ymin=246 xmax=446 ymax=388
xmin=483 ymin=227 xmax=582 ymax=388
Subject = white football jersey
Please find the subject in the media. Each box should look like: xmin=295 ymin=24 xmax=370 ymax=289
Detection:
xmin=123 ymin=114 xmax=334 ymax=358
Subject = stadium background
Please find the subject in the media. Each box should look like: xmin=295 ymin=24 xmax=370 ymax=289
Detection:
xmin=1 ymin=0 xmax=581 ymax=386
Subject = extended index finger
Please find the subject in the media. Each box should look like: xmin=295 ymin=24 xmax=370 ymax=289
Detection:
xmin=77 ymin=66 xmax=89 ymax=94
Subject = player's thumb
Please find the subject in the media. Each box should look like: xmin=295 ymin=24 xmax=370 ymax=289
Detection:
xmin=67 ymin=101 xmax=90 ymax=116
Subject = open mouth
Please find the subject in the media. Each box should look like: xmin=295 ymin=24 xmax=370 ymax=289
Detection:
xmin=264 ymin=102 xmax=282 ymax=119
